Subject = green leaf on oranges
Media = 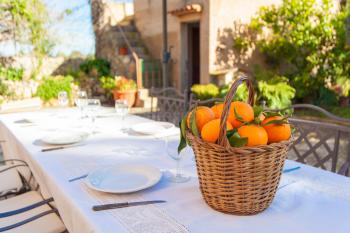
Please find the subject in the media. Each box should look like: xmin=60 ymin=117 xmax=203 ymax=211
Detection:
xmin=178 ymin=115 xmax=188 ymax=154
xmin=228 ymin=132 xmax=248 ymax=147
xmin=190 ymin=107 xmax=200 ymax=137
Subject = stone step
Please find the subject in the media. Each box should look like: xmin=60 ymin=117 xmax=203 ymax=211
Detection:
xmin=135 ymin=95 xmax=156 ymax=108
xmin=137 ymin=88 xmax=150 ymax=99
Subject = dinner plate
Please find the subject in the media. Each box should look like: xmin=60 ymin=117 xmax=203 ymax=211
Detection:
xmin=86 ymin=164 xmax=162 ymax=194
xmin=130 ymin=122 xmax=175 ymax=135
xmin=41 ymin=130 xmax=88 ymax=145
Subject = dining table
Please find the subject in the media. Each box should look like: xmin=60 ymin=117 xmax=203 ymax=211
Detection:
xmin=1 ymin=107 xmax=350 ymax=233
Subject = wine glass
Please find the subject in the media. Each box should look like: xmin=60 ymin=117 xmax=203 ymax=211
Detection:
xmin=166 ymin=137 xmax=190 ymax=183
xmin=85 ymin=99 xmax=101 ymax=134
xmin=75 ymin=91 xmax=88 ymax=118
xmin=58 ymin=91 xmax=69 ymax=107
xmin=115 ymin=99 xmax=129 ymax=121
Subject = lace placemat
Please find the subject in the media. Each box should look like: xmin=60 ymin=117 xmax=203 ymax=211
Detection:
xmin=60 ymin=157 xmax=190 ymax=233
xmin=81 ymin=183 xmax=190 ymax=233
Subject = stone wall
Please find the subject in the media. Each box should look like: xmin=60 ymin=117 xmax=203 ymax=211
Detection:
xmin=209 ymin=0 xmax=282 ymax=75
xmin=91 ymin=0 xmax=135 ymax=75
xmin=0 ymin=55 xmax=69 ymax=79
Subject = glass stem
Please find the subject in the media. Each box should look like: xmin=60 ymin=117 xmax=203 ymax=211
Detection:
xmin=91 ymin=116 xmax=95 ymax=133
xmin=175 ymin=159 xmax=181 ymax=177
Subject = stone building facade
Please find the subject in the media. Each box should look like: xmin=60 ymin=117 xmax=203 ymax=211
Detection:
xmin=133 ymin=0 xmax=283 ymax=90
xmin=92 ymin=0 xmax=340 ymax=91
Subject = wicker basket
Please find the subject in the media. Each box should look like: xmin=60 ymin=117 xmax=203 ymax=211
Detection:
xmin=187 ymin=76 xmax=292 ymax=215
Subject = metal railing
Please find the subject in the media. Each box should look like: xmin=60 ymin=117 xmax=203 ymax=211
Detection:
xmin=141 ymin=59 xmax=163 ymax=88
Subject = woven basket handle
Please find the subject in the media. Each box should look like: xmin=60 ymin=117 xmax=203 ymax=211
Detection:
xmin=217 ymin=75 xmax=255 ymax=147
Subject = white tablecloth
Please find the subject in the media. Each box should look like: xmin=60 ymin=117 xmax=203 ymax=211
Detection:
xmin=1 ymin=108 xmax=350 ymax=233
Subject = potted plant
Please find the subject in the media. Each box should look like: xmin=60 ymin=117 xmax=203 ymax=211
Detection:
xmin=100 ymin=76 xmax=137 ymax=107
xmin=118 ymin=45 xmax=128 ymax=55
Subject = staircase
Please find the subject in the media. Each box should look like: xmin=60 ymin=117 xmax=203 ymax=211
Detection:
xmin=114 ymin=17 xmax=161 ymax=108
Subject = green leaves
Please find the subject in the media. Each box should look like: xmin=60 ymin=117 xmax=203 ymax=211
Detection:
xmin=226 ymin=129 xmax=248 ymax=147
xmin=178 ymin=115 xmax=188 ymax=154
xmin=190 ymin=109 xmax=200 ymax=137
xmin=191 ymin=84 xmax=219 ymax=100
xmin=253 ymin=105 xmax=264 ymax=117
xmin=228 ymin=132 xmax=248 ymax=147
xmin=178 ymin=108 xmax=200 ymax=154
xmin=233 ymin=0 xmax=350 ymax=102
xmin=36 ymin=75 xmax=73 ymax=102
xmin=257 ymin=79 xmax=295 ymax=109
xmin=262 ymin=118 xmax=289 ymax=126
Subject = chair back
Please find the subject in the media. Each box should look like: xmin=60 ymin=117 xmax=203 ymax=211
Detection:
xmin=189 ymin=99 xmax=350 ymax=176
xmin=150 ymin=87 xmax=188 ymax=125
xmin=286 ymin=104 xmax=350 ymax=176
xmin=188 ymin=93 xmax=224 ymax=109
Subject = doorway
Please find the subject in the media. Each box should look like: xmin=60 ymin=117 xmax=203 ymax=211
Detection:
xmin=181 ymin=22 xmax=200 ymax=91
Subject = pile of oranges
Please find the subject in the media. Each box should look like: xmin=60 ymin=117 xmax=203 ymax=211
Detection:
xmin=184 ymin=101 xmax=291 ymax=147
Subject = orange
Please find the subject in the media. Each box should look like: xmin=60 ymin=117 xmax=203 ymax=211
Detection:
xmin=210 ymin=102 xmax=254 ymax=128
xmin=211 ymin=103 xmax=224 ymax=119
xmin=237 ymin=124 xmax=268 ymax=146
xmin=229 ymin=101 xmax=254 ymax=128
xmin=262 ymin=116 xmax=291 ymax=143
xmin=187 ymin=106 xmax=215 ymax=132
xmin=201 ymin=119 xmax=233 ymax=143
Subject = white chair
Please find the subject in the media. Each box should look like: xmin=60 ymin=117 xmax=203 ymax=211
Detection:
xmin=0 ymin=160 xmax=32 ymax=200
xmin=0 ymin=191 xmax=66 ymax=233
xmin=0 ymin=160 xmax=67 ymax=232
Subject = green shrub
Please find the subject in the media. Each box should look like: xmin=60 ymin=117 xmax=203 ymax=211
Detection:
xmin=0 ymin=66 xmax=24 ymax=81
xmin=233 ymin=0 xmax=350 ymax=103
xmin=191 ymin=76 xmax=295 ymax=109
xmin=79 ymin=58 xmax=110 ymax=77
xmin=99 ymin=76 xmax=115 ymax=90
xmin=219 ymin=84 xmax=248 ymax=101
xmin=191 ymin=84 xmax=219 ymax=100
xmin=257 ymin=77 xmax=296 ymax=109
xmin=314 ymin=86 xmax=339 ymax=107
xmin=36 ymin=75 xmax=73 ymax=102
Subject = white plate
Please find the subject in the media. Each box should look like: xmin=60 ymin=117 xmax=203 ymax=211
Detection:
xmin=86 ymin=164 xmax=162 ymax=193
xmin=130 ymin=122 xmax=175 ymax=135
xmin=41 ymin=131 xmax=88 ymax=145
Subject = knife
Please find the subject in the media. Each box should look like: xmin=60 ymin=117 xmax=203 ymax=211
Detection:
xmin=92 ymin=200 xmax=166 ymax=211
xmin=282 ymin=166 xmax=301 ymax=173
xmin=41 ymin=143 xmax=85 ymax=152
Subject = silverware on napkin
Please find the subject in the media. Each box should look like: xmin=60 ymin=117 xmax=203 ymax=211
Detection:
xmin=92 ymin=200 xmax=166 ymax=211
xmin=41 ymin=143 xmax=85 ymax=152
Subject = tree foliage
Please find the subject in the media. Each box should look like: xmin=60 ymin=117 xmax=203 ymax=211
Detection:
xmin=0 ymin=0 xmax=51 ymax=58
xmin=233 ymin=0 xmax=350 ymax=103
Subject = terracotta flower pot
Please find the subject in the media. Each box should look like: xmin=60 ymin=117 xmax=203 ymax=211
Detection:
xmin=118 ymin=47 xmax=128 ymax=55
xmin=112 ymin=90 xmax=136 ymax=107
